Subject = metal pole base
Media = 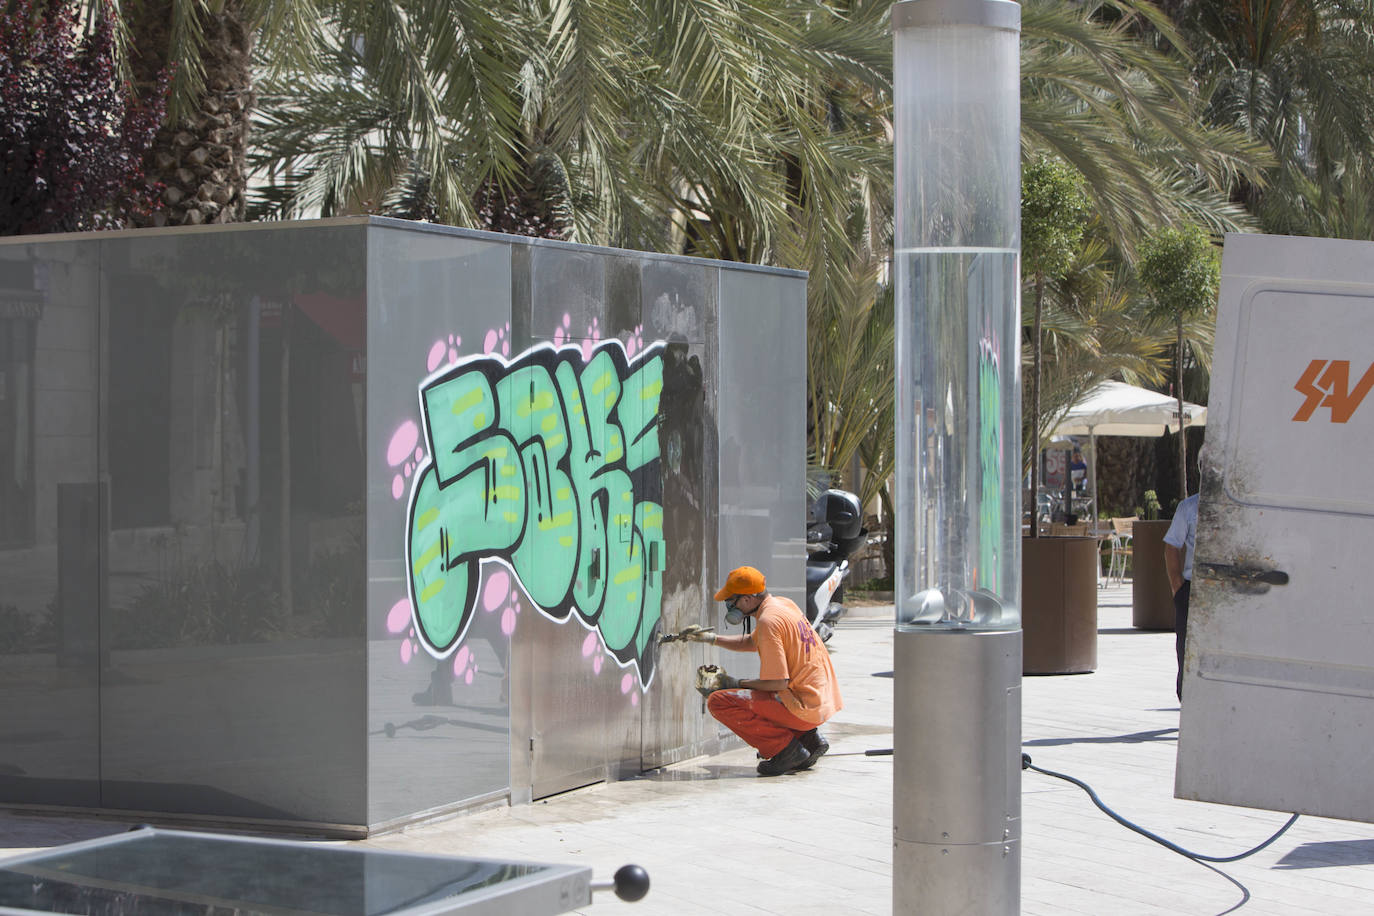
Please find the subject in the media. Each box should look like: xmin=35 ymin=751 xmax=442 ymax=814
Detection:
xmin=893 ymin=627 xmax=1021 ymax=915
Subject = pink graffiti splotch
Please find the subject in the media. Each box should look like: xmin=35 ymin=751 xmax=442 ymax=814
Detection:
xmin=483 ymin=322 xmax=511 ymax=356
xmin=387 ymin=421 xmax=424 ymax=501
xmin=583 ymin=628 xmax=643 ymax=706
xmin=552 ymin=313 xmax=617 ymax=362
xmin=386 ymin=598 xmax=411 ymax=634
xmin=452 ymin=645 xmax=478 ymax=685
xmin=482 ymin=567 xmax=523 ymax=636
xmin=552 ymin=313 xmax=573 ymax=346
xmin=581 ymin=631 xmax=605 ymax=675
xmin=427 ymin=333 xmax=463 ymax=372
xmin=580 ymin=317 xmax=602 ymax=361
xmin=387 ymin=599 xmax=422 ymax=664
xmin=625 ymin=324 xmax=645 ymax=358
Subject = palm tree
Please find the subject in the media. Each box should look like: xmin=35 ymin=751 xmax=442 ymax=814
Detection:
xmin=1164 ymin=0 xmax=1374 ymax=238
xmin=99 ymin=0 xmax=325 ymax=227
xmin=247 ymin=0 xmax=898 ymax=498
xmin=239 ymin=0 xmax=1272 ymax=562
xmin=1020 ymin=0 xmax=1270 ymax=255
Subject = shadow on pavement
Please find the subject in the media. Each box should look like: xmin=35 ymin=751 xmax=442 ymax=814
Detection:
xmin=1024 ymin=727 xmax=1177 ymax=747
xmin=1276 ymin=839 xmax=1374 ymax=869
xmin=1098 ymin=627 xmax=1172 ymax=636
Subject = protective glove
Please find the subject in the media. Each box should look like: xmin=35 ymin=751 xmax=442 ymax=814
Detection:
xmin=678 ymin=625 xmax=715 ymax=643
xmin=695 ymin=664 xmax=741 ymax=697
xmin=659 ymin=625 xmax=715 ymax=644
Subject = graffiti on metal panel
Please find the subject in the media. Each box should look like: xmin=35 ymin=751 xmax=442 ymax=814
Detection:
xmin=405 ymin=338 xmax=666 ymax=688
xmin=977 ymin=331 xmax=1002 ymax=592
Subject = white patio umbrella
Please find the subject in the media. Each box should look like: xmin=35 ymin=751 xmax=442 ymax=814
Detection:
xmin=1051 ymin=381 xmax=1207 ymax=522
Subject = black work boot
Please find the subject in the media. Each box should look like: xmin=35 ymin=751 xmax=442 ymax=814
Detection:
xmin=757 ymin=738 xmax=810 ymax=776
xmin=795 ymin=729 xmax=829 ymax=770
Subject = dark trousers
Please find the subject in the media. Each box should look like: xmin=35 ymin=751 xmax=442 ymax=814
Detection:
xmin=1174 ymin=579 xmax=1191 ymax=701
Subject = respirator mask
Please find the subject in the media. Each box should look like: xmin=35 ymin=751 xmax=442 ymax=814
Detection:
xmin=725 ymin=594 xmax=755 ymax=627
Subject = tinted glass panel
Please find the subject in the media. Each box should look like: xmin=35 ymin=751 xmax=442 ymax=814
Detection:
xmin=0 ymin=832 xmax=549 ymax=916
xmin=0 ymin=241 xmax=100 ymax=806
xmin=716 ymin=269 xmax=807 ymax=607
xmin=95 ymin=225 xmax=367 ymax=824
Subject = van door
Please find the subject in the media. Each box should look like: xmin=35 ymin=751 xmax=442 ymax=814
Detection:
xmin=1176 ymin=233 xmax=1374 ymax=822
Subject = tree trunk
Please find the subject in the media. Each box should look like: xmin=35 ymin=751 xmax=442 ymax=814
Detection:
xmin=1175 ymin=313 xmax=1188 ymax=503
xmin=879 ymin=483 xmax=895 ymax=582
xmin=127 ymin=1 xmax=253 ymax=227
xmin=1029 ymin=274 xmax=1045 ymax=537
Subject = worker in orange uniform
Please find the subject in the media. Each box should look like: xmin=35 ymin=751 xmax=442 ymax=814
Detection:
xmin=679 ymin=566 xmax=843 ymax=776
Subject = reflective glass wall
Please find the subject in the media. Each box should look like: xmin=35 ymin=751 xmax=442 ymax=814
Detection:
xmin=0 ymin=224 xmax=369 ymax=825
xmin=0 ymin=239 xmax=101 ymax=806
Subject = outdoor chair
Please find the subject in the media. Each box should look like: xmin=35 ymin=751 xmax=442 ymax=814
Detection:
xmin=1084 ymin=522 xmax=1114 ymax=587
xmin=1107 ymin=517 xmax=1136 ymax=585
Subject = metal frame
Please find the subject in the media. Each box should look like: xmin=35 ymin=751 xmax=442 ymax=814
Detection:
xmin=0 ymin=827 xmax=593 ymax=916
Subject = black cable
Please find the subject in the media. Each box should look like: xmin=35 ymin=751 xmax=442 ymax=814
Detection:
xmin=1021 ymin=752 xmax=1299 ymax=864
xmin=863 ymin=747 xmax=1296 ymax=862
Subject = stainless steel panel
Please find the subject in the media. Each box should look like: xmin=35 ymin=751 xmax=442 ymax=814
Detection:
xmin=1177 ymin=233 xmax=1374 ymax=823
xmin=638 ymin=260 xmax=716 ymax=767
xmin=367 ymin=225 xmax=515 ymax=823
xmin=528 ymin=245 xmax=606 ymax=342
xmin=0 ymin=241 xmax=100 ymax=807
xmin=522 ymin=247 xmax=651 ymax=797
xmin=525 ymin=245 xmax=644 ymax=346
xmin=528 ymin=611 xmax=638 ymax=799
xmin=893 ymin=628 xmax=1021 ymax=915
xmin=892 ymin=833 xmax=1020 ymax=916
xmin=641 ymin=259 xmax=713 ymax=345
xmin=715 ymin=269 xmax=807 ymax=612
xmin=641 ymin=337 xmax=717 ymax=769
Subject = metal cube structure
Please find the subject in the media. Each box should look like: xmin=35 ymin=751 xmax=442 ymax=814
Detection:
xmin=0 ymin=217 xmax=805 ymax=834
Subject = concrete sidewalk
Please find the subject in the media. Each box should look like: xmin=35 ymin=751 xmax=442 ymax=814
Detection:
xmin=4 ymin=585 xmax=1374 ymax=914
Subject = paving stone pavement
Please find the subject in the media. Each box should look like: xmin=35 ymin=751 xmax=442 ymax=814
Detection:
xmin=3 ymin=585 xmax=1374 ymax=914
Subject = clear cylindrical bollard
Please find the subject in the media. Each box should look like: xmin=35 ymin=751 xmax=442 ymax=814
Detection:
xmin=891 ymin=1 xmax=1022 ymax=913
xmin=894 ymin=0 xmax=1021 ymax=632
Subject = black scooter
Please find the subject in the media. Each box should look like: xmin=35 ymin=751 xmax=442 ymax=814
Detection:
xmin=805 ymin=489 xmax=867 ymax=642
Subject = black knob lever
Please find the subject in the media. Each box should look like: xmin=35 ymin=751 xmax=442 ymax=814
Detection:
xmin=591 ymin=864 xmax=650 ymax=902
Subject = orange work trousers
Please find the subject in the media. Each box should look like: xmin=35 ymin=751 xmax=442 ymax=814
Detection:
xmin=706 ymin=689 xmax=816 ymax=759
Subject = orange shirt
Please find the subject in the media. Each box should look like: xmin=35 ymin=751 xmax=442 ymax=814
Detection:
xmin=753 ymin=595 xmax=843 ymax=726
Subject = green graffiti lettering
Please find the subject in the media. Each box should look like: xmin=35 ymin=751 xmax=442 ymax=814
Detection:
xmin=621 ymin=357 xmax=663 ymax=472
xmin=977 ymin=339 xmax=1001 ymax=591
xmin=406 ymin=341 xmax=667 ymax=686
xmin=498 ymin=365 xmax=578 ymax=612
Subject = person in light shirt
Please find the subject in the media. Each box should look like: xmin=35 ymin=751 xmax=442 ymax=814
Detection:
xmin=1164 ymin=452 xmax=1203 ymax=701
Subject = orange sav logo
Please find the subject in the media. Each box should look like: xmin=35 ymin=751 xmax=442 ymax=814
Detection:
xmin=1293 ymin=360 xmax=1374 ymax=422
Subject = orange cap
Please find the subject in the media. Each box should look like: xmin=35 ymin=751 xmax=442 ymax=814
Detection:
xmin=714 ymin=566 xmax=766 ymax=601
